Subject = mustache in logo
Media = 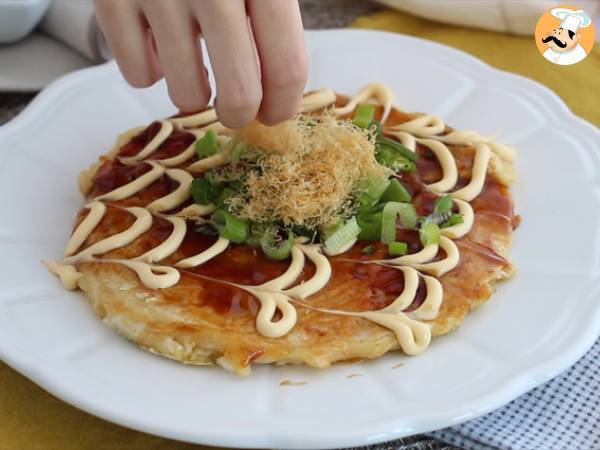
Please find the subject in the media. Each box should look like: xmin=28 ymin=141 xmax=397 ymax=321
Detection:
xmin=542 ymin=35 xmax=567 ymax=48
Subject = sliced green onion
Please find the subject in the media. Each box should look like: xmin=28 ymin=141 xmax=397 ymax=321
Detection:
xmin=420 ymin=195 xmax=454 ymax=227
xmin=191 ymin=178 xmax=222 ymax=205
xmin=246 ymin=222 xmax=271 ymax=248
xmin=204 ymin=170 xmax=221 ymax=186
xmin=194 ymin=223 xmax=218 ymax=236
xmin=368 ymin=120 xmax=383 ymax=138
xmin=420 ymin=222 xmax=441 ymax=246
xmin=377 ymin=137 xmax=416 ymax=162
xmin=442 ymin=213 xmax=464 ymax=228
xmin=353 ymin=104 xmax=375 ymax=128
xmin=395 ymin=158 xmax=416 ymax=172
xmin=216 ymin=187 xmax=234 ymax=208
xmin=434 ymin=194 xmax=453 ymax=215
xmin=211 ymin=210 xmax=247 ymax=243
xmin=388 ymin=241 xmax=408 ymax=256
xmin=191 ymin=178 xmax=211 ymax=204
xmin=359 ymin=176 xmax=390 ymax=207
xmin=362 ymin=245 xmax=376 ymax=255
xmin=357 ymin=210 xmax=383 ymax=240
xmin=381 ymin=202 xmax=418 ymax=243
xmin=195 ymin=129 xmax=219 ymax=158
xmin=324 ymin=217 xmax=361 ymax=253
xmin=260 ymin=228 xmax=294 ymax=261
xmin=376 ymin=146 xmax=416 ymax=172
xmin=321 ymin=221 xmax=341 ymax=241
xmin=375 ymin=145 xmax=398 ymax=168
xmin=227 ymin=141 xmax=247 ymax=163
xmin=381 ymin=179 xmax=412 ymax=203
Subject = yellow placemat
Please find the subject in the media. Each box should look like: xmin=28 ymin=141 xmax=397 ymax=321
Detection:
xmin=0 ymin=362 xmax=217 ymax=450
xmin=352 ymin=9 xmax=600 ymax=127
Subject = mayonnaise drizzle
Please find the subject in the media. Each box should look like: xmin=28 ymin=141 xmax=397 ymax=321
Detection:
xmin=238 ymin=242 xmax=332 ymax=338
xmin=452 ymin=143 xmax=491 ymax=202
xmin=120 ymin=120 xmax=174 ymax=163
xmin=333 ymin=82 xmax=396 ymax=123
xmin=147 ymin=169 xmax=192 ymax=212
xmin=311 ymin=267 xmax=432 ymax=355
xmin=48 ymin=82 xmax=515 ymax=357
xmin=94 ymin=161 xmax=165 ymax=202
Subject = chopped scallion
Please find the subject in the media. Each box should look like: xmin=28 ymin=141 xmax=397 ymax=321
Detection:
xmin=246 ymin=222 xmax=271 ymax=248
xmin=377 ymin=137 xmax=416 ymax=162
xmin=321 ymin=221 xmax=342 ymax=241
xmin=191 ymin=178 xmax=222 ymax=205
xmin=434 ymin=194 xmax=453 ymax=215
xmin=195 ymin=129 xmax=219 ymax=158
xmin=381 ymin=179 xmax=411 ymax=203
xmin=368 ymin=120 xmax=383 ymax=138
xmin=357 ymin=210 xmax=383 ymax=240
xmin=376 ymin=145 xmax=416 ymax=172
xmin=216 ymin=187 xmax=234 ymax=208
xmin=211 ymin=210 xmax=247 ymax=243
xmin=194 ymin=223 xmax=218 ymax=236
xmin=260 ymin=228 xmax=294 ymax=260
xmin=204 ymin=170 xmax=221 ymax=186
xmin=420 ymin=195 xmax=455 ymax=227
xmin=388 ymin=241 xmax=408 ymax=256
xmin=324 ymin=217 xmax=361 ymax=253
xmin=420 ymin=222 xmax=440 ymax=246
xmin=359 ymin=176 xmax=390 ymax=207
xmin=396 ymin=159 xmax=417 ymax=172
xmin=228 ymin=141 xmax=247 ymax=163
xmin=353 ymin=105 xmax=375 ymax=128
xmin=381 ymin=202 xmax=418 ymax=243
xmin=442 ymin=213 xmax=464 ymax=228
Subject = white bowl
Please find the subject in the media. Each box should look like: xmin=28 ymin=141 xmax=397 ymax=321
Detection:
xmin=0 ymin=0 xmax=50 ymax=43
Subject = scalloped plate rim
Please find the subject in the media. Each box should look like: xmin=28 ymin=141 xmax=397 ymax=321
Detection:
xmin=0 ymin=29 xmax=599 ymax=449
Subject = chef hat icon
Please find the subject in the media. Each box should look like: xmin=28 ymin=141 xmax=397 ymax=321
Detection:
xmin=551 ymin=8 xmax=592 ymax=33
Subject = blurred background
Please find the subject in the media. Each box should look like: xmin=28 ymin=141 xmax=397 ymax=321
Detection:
xmin=1 ymin=0 xmax=598 ymax=125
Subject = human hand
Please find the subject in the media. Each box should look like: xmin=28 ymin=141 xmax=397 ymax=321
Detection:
xmin=94 ymin=0 xmax=308 ymax=128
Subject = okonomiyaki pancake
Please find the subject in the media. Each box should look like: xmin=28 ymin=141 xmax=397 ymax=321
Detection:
xmin=47 ymin=83 xmax=518 ymax=375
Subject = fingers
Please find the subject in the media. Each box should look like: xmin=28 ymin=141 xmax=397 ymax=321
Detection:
xmin=143 ymin=2 xmax=211 ymax=112
xmin=94 ymin=0 xmax=161 ymax=88
xmin=96 ymin=0 xmax=307 ymax=127
xmin=191 ymin=0 xmax=262 ymax=128
xmin=247 ymin=0 xmax=308 ymax=125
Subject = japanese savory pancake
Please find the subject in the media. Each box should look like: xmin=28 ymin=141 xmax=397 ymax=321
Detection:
xmin=48 ymin=83 xmax=517 ymax=375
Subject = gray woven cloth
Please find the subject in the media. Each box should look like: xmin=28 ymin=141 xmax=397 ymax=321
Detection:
xmin=428 ymin=339 xmax=600 ymax=450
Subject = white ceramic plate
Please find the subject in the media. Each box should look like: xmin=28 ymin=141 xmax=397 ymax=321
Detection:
xmin=0 ymin=30 xmax=599 ymax=449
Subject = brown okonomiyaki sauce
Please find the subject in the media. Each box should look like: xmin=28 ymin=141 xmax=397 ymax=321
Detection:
xmin=117 ymin=121 xmax=196 ymax=161
xmin=90 ymin=159 xmax=152 ymax=197
xmin=414 ymin=145 xmax=443 ymax=184
xmin=80 ymin=104 xmax=509 ymax=319
xmin=118 ymin=121 xmax=161 ymax=156
xmin=336 ymin=257 xmax=427 ymax=312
